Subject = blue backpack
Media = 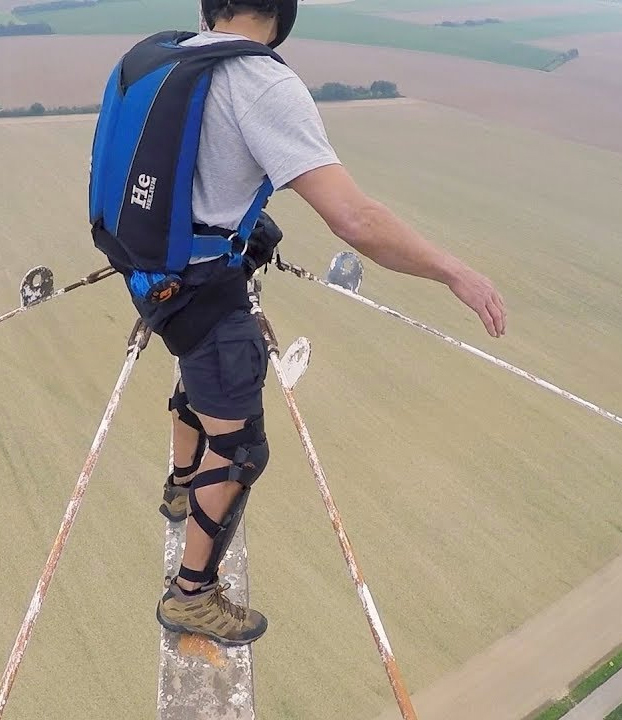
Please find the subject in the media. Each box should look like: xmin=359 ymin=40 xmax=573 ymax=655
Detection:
xmin=89 ymin=30 xmax=285 ymax=303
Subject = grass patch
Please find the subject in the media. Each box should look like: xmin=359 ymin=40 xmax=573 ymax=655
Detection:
xmin=533 ymin=649 xmax=622 ymax=720
xmin=534 ymin=699 xmax=574 ymax=720
xmin=572 ymin=652 xmax=622 ymax=702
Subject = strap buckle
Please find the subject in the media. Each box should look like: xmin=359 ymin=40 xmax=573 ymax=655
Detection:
xmin=227 ymin=232 xmax=249 ymax=268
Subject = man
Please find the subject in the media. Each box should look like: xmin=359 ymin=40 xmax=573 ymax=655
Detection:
xmin=91 ymin=0 xmax=506 ymax=647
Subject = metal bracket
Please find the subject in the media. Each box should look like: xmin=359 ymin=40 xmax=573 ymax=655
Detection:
xmin=326 ymin=252 xmax=364 ymax=293
xmin=282 ymin=337 xmax=312 ymax=390
xmin=20 ymin=266 xmax=54 ymax=308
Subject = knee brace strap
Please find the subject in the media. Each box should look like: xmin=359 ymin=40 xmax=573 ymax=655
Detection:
xmin=178 ymin=564 xmax=213 ymax=585
xmin=207 ymin=414 xmax=266 ymax=462
xmin=173 ymin=432 xmax=207 ymax=479
xmin=168 ymin=382 xmax=203 ymax=433
xmin=188 ymin=482 xmax=225 ymax=539
xmin=187 ymin=446 xmax=262 ymax=489
xmin=178 ymin=489 xmax=251 ymax=587
xmin=187 ymin=449 xmax=261 ymax=538
xmin=186 ymin=482 xmax=251 ymax=585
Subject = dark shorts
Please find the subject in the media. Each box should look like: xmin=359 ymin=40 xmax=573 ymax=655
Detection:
xmin=178 ymin=309 xmax=268 ymax=420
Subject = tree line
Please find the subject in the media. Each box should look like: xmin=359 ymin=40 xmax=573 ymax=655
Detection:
xmin=0 ymin=21 xmax=51 ymax=35
xmin=0 ymin=102 xmax=101 ymax=118
xmin=0 ymin=80 xmax=403 ymax=119
xmin=310 ymin=81 xmax=402 ymax=102
xmin=541 ymin=48 xmax=579 ymax=72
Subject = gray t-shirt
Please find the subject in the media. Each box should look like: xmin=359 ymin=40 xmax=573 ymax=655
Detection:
xmin=132 ymin=32 xmax=340 ymax=348
xmin=181 ymin=31 xmax=340 ymax=237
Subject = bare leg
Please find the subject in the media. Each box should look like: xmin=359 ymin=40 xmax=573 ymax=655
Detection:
xmin=172 ymin=413 xmax=200 ymax=480
xmin=176 ymin=413 xmax=245 ymax=592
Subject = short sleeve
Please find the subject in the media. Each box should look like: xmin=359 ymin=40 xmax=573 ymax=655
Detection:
xmin=238 ymin=76 xmax=341 ymax=191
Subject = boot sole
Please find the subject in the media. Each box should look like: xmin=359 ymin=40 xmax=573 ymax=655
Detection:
xmin=159 ymin=503 xmax=187 ymax=523
xmin=156 ymin=605 xmax=267 ymax=647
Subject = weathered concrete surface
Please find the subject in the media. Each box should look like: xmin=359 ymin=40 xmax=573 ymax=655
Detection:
xmin=157 ymin=521 xmax=255 ymax=720
xmin=157 ymin=365 xmax=255 ymax=720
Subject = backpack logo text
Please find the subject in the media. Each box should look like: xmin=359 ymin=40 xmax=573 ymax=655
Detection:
xmin=131 ymin=174 xmax=157 ymax=210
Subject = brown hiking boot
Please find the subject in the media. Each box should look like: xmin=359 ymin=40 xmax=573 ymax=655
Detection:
xmin=159 ymin=475 xmax=190 ymax=523
xmin=156 ymin=577 xmax=268 ymax=646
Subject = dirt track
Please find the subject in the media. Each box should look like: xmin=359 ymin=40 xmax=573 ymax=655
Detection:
xmin=376 ymin=551 xmax=622 ymax=720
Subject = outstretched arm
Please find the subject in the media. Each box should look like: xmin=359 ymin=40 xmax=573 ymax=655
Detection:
xmin=289 ymin=164 xmax=506 ymax=338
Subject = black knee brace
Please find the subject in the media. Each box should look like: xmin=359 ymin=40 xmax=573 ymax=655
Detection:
xmin=168 ymin=381 xmax=206 ymax=478
xmin=179 ymin=414 xmax=269 ymax=585
xmin=168 ymin=381 xmax=202 ymax=433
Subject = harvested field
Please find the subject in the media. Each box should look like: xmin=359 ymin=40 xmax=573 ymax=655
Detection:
xmin=1 ymin=98 xmax=622 ymax=720
xmin=284 ymin=37 xmax=622 ymax=153
xmin=3 ymin=34 xmax=622 ymax=153
xmin=533 ymin=30 xmax=622 ymax=88
xmin=536 ymin=28 xmax=622 ymax=50
xmin=381 ymin=2 xmax=615 ymax=24
xmin=0 ymin=34 xmax=144 ymax=108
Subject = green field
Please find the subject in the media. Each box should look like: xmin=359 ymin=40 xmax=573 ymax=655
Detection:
xmin=295 ymin=8 xmax=559 ymax=67
xmin=292 ymin=7 xmax=622 ymax=67
xmin=0 ymin=11 xmax=20 ymax=22
xmin=12 ymin=0 xmax=622 ymax=68
xmin=1 ymin=98 xmax=622 ymax=720
xmin=12 ymin=0 xmax=197 ymax=33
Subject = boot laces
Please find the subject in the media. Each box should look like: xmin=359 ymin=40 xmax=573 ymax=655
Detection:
xmin=213 ymin=582 xmax=246 ymax=622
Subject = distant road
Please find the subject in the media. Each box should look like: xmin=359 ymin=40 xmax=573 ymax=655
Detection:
xmin=564 ymin=671 xmax=622 ymax=720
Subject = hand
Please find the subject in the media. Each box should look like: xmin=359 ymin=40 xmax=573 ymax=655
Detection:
xmin=448 ymin=265 xmax=506 ymax=338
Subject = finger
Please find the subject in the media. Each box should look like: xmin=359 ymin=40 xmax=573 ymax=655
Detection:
xmin=487 ymin=299 xmax=504 ymax=338
xmin=492 ymin=290 xmax=505 ymax=312
xmin=477 ymin=304 xmax=497 ymax=337
xmin=486 ymin=298 xmax=504 ymax=337
xmin=491 ymin=291 xmax=506 ymax=334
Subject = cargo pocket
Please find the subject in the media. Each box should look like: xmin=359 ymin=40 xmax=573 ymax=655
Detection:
xmin=215 ymin=315 xmax=268 ymax=401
